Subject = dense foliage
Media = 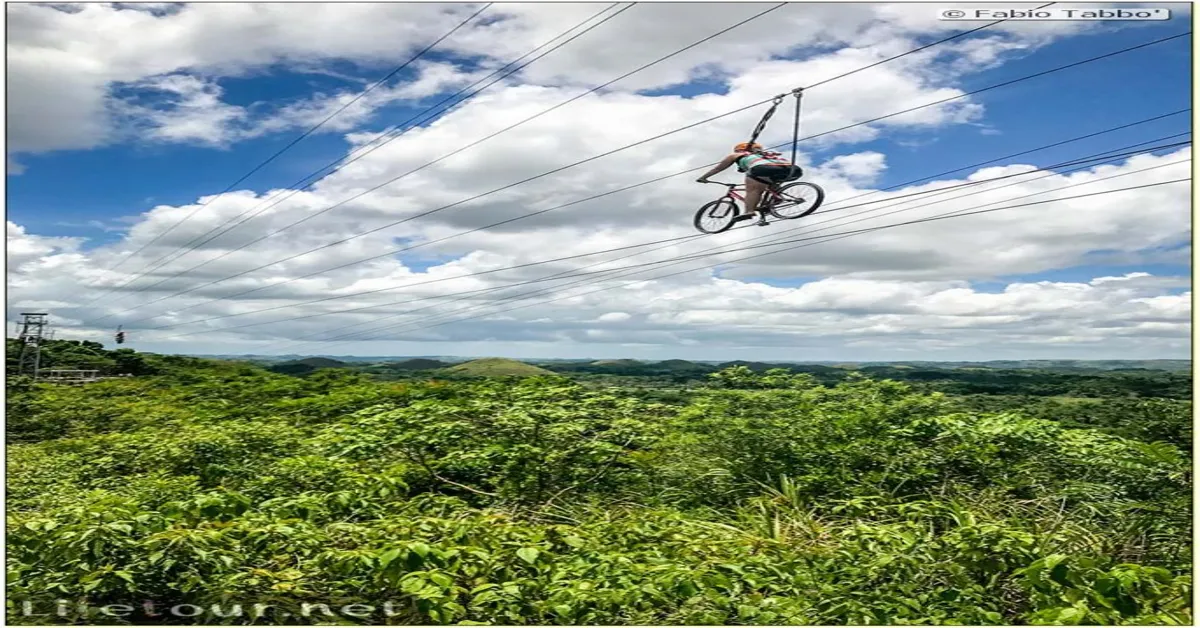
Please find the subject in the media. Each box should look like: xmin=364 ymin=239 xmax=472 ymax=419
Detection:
xmin=6 ymin=355 xmax=1192 ymax=625
xmin=282 ymin=356 xmax=1193 ymax=402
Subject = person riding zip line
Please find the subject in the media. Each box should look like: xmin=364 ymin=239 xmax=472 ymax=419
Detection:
xmin=696 ymin=142 xmax=802 ymax=222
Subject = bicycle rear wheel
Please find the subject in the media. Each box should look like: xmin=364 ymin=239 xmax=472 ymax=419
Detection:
xmin=693 ymin=199 xmax=739 ymax=234
xmin=768 ymin=181 xmax=825 ymax=220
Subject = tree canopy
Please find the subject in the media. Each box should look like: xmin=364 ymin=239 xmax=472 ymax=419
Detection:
xmin=6 ymin=354 xmax=1192 ymax=625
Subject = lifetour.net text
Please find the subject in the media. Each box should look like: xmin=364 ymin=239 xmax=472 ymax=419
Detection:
xmin=14 ymin=599 xmax=410 ymax=620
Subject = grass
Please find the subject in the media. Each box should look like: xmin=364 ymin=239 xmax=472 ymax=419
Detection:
xmin=442 ymin=358 xmax=556 ymax=378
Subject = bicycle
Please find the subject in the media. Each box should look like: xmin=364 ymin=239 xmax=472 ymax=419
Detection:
xmin=693 ymin=177 xmax=825 ymax=234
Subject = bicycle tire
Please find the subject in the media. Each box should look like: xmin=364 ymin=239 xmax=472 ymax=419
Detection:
xmin=768 ymin=181 xmax=825 ymax=220
xmin=693 ymin=199 xmax=739 ymax=234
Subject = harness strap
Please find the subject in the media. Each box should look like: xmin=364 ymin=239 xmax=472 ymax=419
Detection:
xmin=746 ymin=95 xmax=784 ymax=147
xmin=747 ymin=88 xmax=804 ymax=162
xmin=737 ymin=152 xmax=786 ymax=172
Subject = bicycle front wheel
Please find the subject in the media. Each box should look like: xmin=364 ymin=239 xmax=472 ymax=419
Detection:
xmin=693 ymin=199 xmax=739 ymax=234
xmin=768 ymin=182 xmax=825 ymax=220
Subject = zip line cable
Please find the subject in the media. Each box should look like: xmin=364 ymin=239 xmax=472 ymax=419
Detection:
xmin=108 ymin=33 xmax=1195 ymax=338
xmin=78 ymin=3 xmax=631 ymax=309
xmin=92 ymin=4 xmax=632 ymax=295
xmin=235 ymin=113 xmax=1186 ymax=332
xmin=133 ymin=115 xmax=1192 ymax=331
xmin=296 ymin=175 xmax=1191 ymax=351
xmin=252 ymin=146 xmax=1192 ymax=350
xmin=675 ymin=157 xmax=1192 ymax=276
xmin=84 ymin=2 xmax=783 ymax=324
xmin=743 ymin=0 xmax=1061 ymax=153
xmin=109 ymin=29 xmax=1192 ymax=330
xmin=166 ymin=139 xmax=1191 ymax=344
xmin=252 ymin=137 xmax=1194 ymax=350
xmin=106 ymin=4 xmax=639 ymax=302
xmin=93 ymin=8 xmax=1008 ymax=318
xmin=93 ymin=1 xmax=781 ymax=321
xmin=163 ymin=135 xmax=1193 ymax=341
xmin=283 ymin=174 xmax=1191 ymax=354
xmin=85 ymin=3 xmax=494 ymax=282
xmin=801 ymin=1 xmax=1050 ymax=90
xmin=88 ymin=11 xmax=1094 ymax=325
xmin=154 ymin=134 xmax=1193 ymax=337
xmin=127 ymin=0 xmax=1013 ymax=292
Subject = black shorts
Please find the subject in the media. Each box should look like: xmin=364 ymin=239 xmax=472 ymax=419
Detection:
xmin=749 ymin=164 xmax=801 ymax=183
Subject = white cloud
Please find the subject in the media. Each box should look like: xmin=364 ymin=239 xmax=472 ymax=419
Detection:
xmin=820 ymin=152 xmax=888 ymax=184
xmin=6 ymin=2 xmax=489 ymax=155
xmin=9 ymin=146 xmax=1189 ymax=359
xmin=7 ymin=2 xmax=1100 ymax=161
xmin=103 ymin=61 xmax=491 ymax=149
xmin=5 ymin=3 xmax=1190 ymax=360
xmin=114 ymin=74 xmax=248 ymax=146
xmin=6 ymin=222 xmax=83 ymax=271
xmin=597 ymin=312 xmax=632 ymax=323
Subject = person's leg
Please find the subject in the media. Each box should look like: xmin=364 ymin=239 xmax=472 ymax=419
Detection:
xmin=743 ymin=175 xmax=768 ymax=215
xmin=747 ymin=165 xmax=791 ymax=214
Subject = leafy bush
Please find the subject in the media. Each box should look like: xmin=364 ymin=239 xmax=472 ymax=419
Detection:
xmin=6 ymin=362 xmax=1191 ymax=625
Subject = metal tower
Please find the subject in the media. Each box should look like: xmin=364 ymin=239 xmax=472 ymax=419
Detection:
xmin=16 ymin=312 xmax=49 ymax=380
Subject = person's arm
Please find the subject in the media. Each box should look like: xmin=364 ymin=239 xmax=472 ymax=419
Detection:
xmin=696 ymin=154 xmax=739 ymax=182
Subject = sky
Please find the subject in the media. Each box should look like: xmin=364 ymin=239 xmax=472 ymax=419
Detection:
xmin=5 ymin=1 xmax=1194 ymax=362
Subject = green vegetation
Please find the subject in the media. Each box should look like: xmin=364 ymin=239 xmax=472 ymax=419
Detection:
xmin=5 ymin=348 xmax=1192 ymax=625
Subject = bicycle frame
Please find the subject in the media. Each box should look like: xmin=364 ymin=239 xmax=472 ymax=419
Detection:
xmin=706 ymin=182 xmax=792 ymax=211
xmin=695 ymin=175 xmax=823 ymax=233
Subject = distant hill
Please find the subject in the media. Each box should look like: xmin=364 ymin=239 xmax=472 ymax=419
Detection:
xmin=443 ymin=358 xmax=556 ymax=378
xmin=387 ymin=358 xmax=450 ymax=370
xmin=656 ymin=359 xmax=709 ymax=371
xmin=294 ymin=357 xmax=347 ymax=368
xmin=188 ymin=354 xmax=1192 ymax=373
xmin=788 ymin=364 xmax=852 ymax=375
xmin=591 ymin=359 xmax=642 ymax=367
xmin=267 ymin=357 xmax=347 ymax=376
xmin=717 ymin=360 xmax=784 ymax=373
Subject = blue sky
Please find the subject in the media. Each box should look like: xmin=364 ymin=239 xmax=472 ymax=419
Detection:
xmin=6 ymin=3 xmax=1192 ymax=360
xmin=11 ymin=18 xmax=1190 ymax=243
